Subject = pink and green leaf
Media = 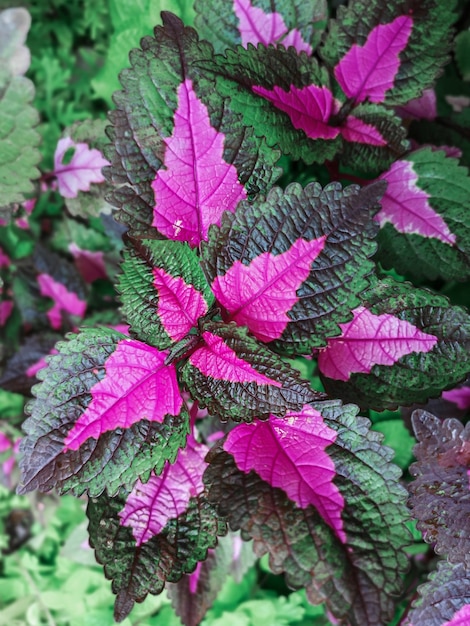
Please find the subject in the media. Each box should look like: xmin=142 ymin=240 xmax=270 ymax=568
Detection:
xmin=194 ymin=0 xmax=326 ymax=55
xmin=204 ymin=400 xmax=409 ymax=626
xmin=181 ymin=321 xmax=321 ymax=422
xmin=203 ymin=181 xmax=384 ymax=354
xmin=18 ymin=328 xmax=189 ymax=497
xmin=319 ymin=278 xmax=470 ymax=410
xmin=376 ymin=148 xmax=470 ymax=281
xmin=105 ymin=12 xmax=280 ymax=239
xmin=87 ymin=469 xmax=224 ymax=622
xmin=408 ymin=411 xmax=470 ymax=566
xmin=118 ymin=239 xmax=214 ymax=349
xmin=53 ymin=136 xmax=110 ymax=199
xmin=404 ymin=561 xmax=470 ymax=626
xmin=320 ymin=0 xmax=457 ymax=106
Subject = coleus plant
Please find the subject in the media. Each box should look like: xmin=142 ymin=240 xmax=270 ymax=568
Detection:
xmin=11 ymin=0 xmax=470 ymax=624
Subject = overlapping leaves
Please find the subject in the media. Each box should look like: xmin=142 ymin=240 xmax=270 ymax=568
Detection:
xmin=194 ymin=0 xmax=327 ymax=55
xmin=87 ymin=438 xmax=225 ymax=622
xmin=205 ymin=400 xmax=410 ymax=626
xmin=202 ymin=181 xmax=384 ymax=354
xmin=319 ymin=278 xmax=470 ymax=410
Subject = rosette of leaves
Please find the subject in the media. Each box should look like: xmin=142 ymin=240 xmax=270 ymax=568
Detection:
xmin=15 ymin=1 xmax=470 ymax=625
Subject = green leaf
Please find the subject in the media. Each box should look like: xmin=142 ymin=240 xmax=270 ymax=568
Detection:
xmin=377 ymin=148 xmax=470 ymax=281
xmin=455 ymin=30 xmax=470 ymax=82
xmin=320 ymin=0 xmax=457 ymax=106
xmin=118 ymin=239 xmax=214 ymax=349
xmin=105 ymin=12 xmax=280 ymax=238
xmin=320 ymin=278 xmax=470 ymax=410
xmin=205 ymin=401 xmax=410 ymax=626
xmin=0 ymin=68 xmax=41 ymax=212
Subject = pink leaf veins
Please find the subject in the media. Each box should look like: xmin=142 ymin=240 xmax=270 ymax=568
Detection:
xmin=37 ymin=273 xmax=87 ymax=330
xmin=212 ymin=236 xmax=326 ymax=342
xmin=53 ymin=137 xmax=110 ymax=199
xmin=376 ymin=159 xmax=457 ymax=245
xmin=153 ymin=267 xmax=208 ymax=341
xmin=189 ymin=331 xmax=282 ymax=387
xmin=233 ymin=0 xmax=312 ymax=54
xmin=118 ymin=437 xmax=208 ymax=546
xmin=334 ymin=15 xmax=413 ymax=104
xmin=63 ymin=339 xmax=183 ymax=451
xmin=224 ymin=405 xmax=346 ymax=542
xmin=318 ymin=306 xmax=438 ymax=381
xmin=152 ymin=79 xmax=246 ymax=247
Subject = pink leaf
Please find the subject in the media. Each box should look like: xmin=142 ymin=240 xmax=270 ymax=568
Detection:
xmin=152 ymin=79 xmax=246 ymax=246
xmin=340 ymin=115 xmax=387 ymax=146
xmin=212 ymin=236 xmax=326 ymax=342
xmin=189 ymin=331 xmax=282 ymax=386
xmin=0 ymin=246 xmax=10 ymax=269
xmin=318 ymin=306 xmax=438 ymax=381
xmin=443 ymin=605 xmax=470 ymax=626
xmin=396 ymin=88 xmax=437 ymax=120
xmin=442 ymin=386 xmax=470 ymax=411
xmin=53 ymin=137 xmax=110 ymax=199
xmin=233 ymin=0 xmax=312 ymax=54
xmin=68 ymin=243 xmax=107 ymax=283
xmin=224 ymin=405 xmax=346 ymax=542
xmin=26 ymin=348 xmax=58 ymax=378
xmin=252 ymin=84 xmax=340 ymax=140
xmin=0 ymin=300 xmax=13 ymax=326
xmin=37 ymin=273 xmax=87 ymax=329
xmin=334 ymin=15 xmax=413 ymax=104
xmin=118 ymin=437 xmax=208 ymax=546
xmin=376 ymin=160 xmax=457 ymax=245
xmin=63 ymin=339 xmax=183 ymax=451
xmin=153 ymin=267 xmax=209 ymax=341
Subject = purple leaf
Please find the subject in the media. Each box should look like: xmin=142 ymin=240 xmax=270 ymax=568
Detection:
xmin=54 ymin=137 xmax=110 ymax=199
xmin=334 ymin=15 xmax=413 ymax=104
xmin=224 ymin=405 xmax=346 ymax=542
xmin=63 ymin=338 xmax=183 ymax=452
xmin=0 ymin=334 xmax=59 ymax=395
xmin=396 ymin=88 xmax=437 ymax=120
xmin=213 ymin=236 xmax=326 ymax=342
xmin=405 ymin=561 xmax=470 ymax=626
xmin=0 ymin=299 xmax=13 ymax=326
xmin=318 ymin=305 xmax=438 ymax=382
xmin=152 ymin=78 xmax=246 ymax=247
xmin=119 ymin=437 xmax=208 ymax=546
xmin=442 ymin=385 xmax=470 ymax=411
xmin=0 ymin=245 xmax=10 ymax=268
xmin=233 ymin=0 xmax=312 ymax=54
xmin=68 ymin=243 xmax=107 ymax=283
xmin=153 ymin=268 xmax=208 ymax=342
xmin=376 ymin=159 xmax=457 ymax=245
xmin=409 ymin=411 xmax=470 ymax=566
xmin=37 ymin=273 xmax=87 ymax=329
